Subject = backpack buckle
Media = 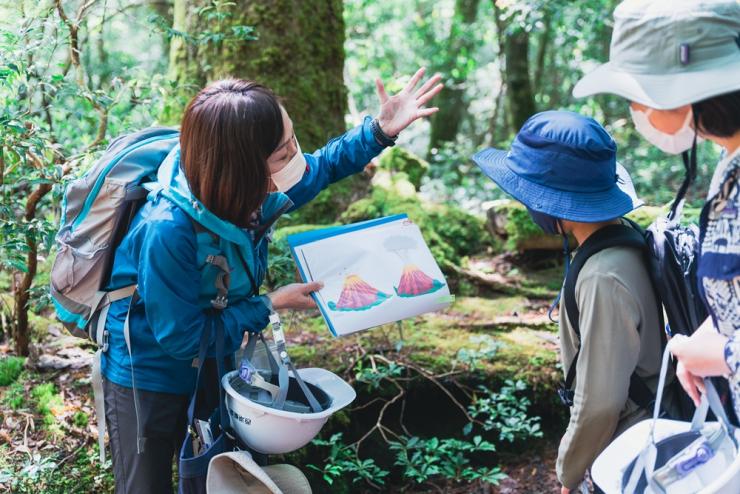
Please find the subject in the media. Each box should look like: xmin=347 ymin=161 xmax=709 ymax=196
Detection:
xmin=102 ymin=329 xmax=110 ymax=353
xmin=557 ymin=385 xmax=574 ymax=407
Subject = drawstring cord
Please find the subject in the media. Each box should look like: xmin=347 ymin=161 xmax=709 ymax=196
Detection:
xmin=548 ymin=221 xmax=571 ymax=323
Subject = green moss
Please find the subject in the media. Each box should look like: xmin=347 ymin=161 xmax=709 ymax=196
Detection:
xmin=31 ymin=383 xmax=63 ymax=428
xmin=72 ymin=411 xmax=88 ymax=428
xmin=287 ymin=174 xmax=372 ymax=225
xmin=492 ymin=200 xmax=703 ymax=253
xmin=626 ymin=205 xmax=702 ymax=227
xmin=340 ymin=175 xmax=490 ymax=269
xmin=2 ymin=381 xmax=26 ymax=410
xmin=451 ymin=296 xmax=531 ymax=320
xmin=491 ymin=202 xmax=546 ymax=252
xmin=378 ymin=147 xmax=429 ymax=190
xmin=286 ymin=296 xmax=559 ymax=391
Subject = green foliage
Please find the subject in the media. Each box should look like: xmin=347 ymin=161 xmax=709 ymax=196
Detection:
xmin=1 ymin=2 xmax=174 ymax=352
xmin=151 ymin=0 xmax=257 ymax=47
xmin=379 ymin=147 xmax=429 ymax=190
xmin=389 ymin=435 xmax=506 ymax=485
xmin=2 ymin=381 xmax=26 ymax=410
xmin=0 ymin=356 xmax=25 ymax=386
xmin=0 ymin=447 xmax=113 ymax=494
xmin=31 ymin=383 xmax=63 ymax=428
xmin=307 ymin=433 xmax=390 ymax=486
xmin=287 ymin=174 xmax=372 ymax=226
xmin=466 ymin=380 xmax=543 ymax=443
xmin=456 ymin=335 xmax=501 ymax=370
xmin=354 ymin=360 xmax=405 ymax=390
xmin=493 ymin=201 xmax=546 ymax=251
xmin=340 ymin=174 xmax=490 ymax=269
xmin=72 ymin=411 xmax=89 ymax=428
xmin=268 ymin=224 xmax=338 ymax=289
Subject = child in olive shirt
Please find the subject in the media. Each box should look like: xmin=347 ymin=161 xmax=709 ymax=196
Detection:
xmin=473 ymin=111 xmax=668 ymax=493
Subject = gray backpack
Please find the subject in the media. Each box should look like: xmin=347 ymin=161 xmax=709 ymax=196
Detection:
xmin=50 ymin=127 xmax=180 ymax=460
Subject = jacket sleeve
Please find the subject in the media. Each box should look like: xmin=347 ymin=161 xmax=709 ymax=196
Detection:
xmin=285 ymin=116 xmax=386 ymax=211
xmin=137 ymin=219 xmax=270 ymax=360
xmin=556 ymin=273 xmax=642 ymax=489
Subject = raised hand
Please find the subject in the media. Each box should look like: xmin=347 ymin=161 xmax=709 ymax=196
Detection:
xmin=375 ymin=67 xmax=444 ymax=138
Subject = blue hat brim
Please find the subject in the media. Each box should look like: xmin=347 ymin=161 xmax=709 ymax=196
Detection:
xmin=472 ymin=148 xmax=643 ymax=223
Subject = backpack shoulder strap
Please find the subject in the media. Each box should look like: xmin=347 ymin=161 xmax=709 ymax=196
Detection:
xmin=561 ymin=223 xmax=656 ymax=410
xmin=563 ymin=223 xmax=647 ymax=338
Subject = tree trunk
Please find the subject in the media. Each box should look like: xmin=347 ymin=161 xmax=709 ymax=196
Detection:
xmin=169 ymin=0 xmax=346 ymax=150
xmin=427 ymin=0 xmax=480 ymax=154
xmin=503 ymin=29 xmax=535 ymax=132
xmin=13 ymin=182 xmax=52 ymax=356
xmin=490 ymin=1 xmax=536 ymax=135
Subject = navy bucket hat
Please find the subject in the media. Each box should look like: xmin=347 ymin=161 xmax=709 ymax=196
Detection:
xmin=472 ymin=111 xmax=642 ymax=223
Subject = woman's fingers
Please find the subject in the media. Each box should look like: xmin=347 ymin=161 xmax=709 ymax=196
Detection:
xmin=676 ymin=361 xmax=702 ymax=406
xmin=302 ymin=281 xmax=324 ymax=294
xmin=403 ymin=67 xmax=426 ymax=93
xmin=414 ymin=73 xmax=443 ymax=98
xmin=375 ymin=78 xmax=389 ymax=104
xmin=416 ymin=107 xmax=439 ymax=118
xmin=416 ymin=83 xmax=444 ymax=106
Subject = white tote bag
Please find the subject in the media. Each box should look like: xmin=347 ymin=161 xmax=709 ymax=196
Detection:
xmin=592 ymin=347 xmax=740 ymax=494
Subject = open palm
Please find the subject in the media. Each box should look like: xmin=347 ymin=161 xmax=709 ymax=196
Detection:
xmin=376 ymin=67 xmax=444 ymax=137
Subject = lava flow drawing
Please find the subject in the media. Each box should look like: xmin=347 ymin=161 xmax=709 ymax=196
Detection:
xmin=328 ymin=275 xmax=392 ymax=312
xmin=384 ymin=234 xmax=446 ymax=298
xmin=394 ymin=264 xmax=446 ymax=297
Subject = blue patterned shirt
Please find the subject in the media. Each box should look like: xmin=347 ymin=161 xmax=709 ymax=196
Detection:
xmin=698 ymin=149 xmax=740 ymax=418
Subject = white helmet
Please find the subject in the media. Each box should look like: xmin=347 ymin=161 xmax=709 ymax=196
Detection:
xmin=222 ymin=313 xmax=355 ymax=454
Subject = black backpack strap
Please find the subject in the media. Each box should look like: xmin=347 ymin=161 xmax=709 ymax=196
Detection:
xmin=559 ymin=223 xmax=656 ymax=411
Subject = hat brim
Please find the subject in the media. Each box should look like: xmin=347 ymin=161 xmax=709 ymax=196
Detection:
xmin=573 ymin=58 xmax=740 ymax=109
xmin=207 ymin=451 xmax=312 ymax=494
xmin=472 ymin=148 xmax=643 ymax=223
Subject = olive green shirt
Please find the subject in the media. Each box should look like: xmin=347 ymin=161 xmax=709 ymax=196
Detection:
xmin=556 ymin=239 xmax=665 ymax=489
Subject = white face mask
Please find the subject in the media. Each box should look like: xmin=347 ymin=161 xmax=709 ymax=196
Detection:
xmin=629 ymin=107 xmax=702 ymax=155
xmin=270 ymin=140 xmax=306 ymax=192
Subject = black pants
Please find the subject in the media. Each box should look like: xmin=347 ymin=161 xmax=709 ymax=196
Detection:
xmin=104 ymin=379 xmax=189 ymax=494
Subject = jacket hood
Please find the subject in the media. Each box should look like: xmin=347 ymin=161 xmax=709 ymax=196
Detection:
xmin=146 ymin=146 xmax=292 ymax=246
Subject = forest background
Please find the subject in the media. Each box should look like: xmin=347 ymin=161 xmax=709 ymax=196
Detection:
xmin=0 ymin=1 xmax=717 ymax=492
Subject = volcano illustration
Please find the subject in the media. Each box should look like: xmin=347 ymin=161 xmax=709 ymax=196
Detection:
xmin=328 ymin=275 xmax=392 ymax=312
xmin=394 ymin=264 xmax=445 ymax=297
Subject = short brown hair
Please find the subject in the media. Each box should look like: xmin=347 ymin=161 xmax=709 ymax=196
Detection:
xmin=180 ymin=79 xmax=284 ymax=227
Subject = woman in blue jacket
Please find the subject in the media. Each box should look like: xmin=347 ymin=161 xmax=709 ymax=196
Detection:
xmin=101 ymin=69 xmax=442 ymax=493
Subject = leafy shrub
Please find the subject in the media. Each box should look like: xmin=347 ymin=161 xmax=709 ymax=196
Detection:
xmin=466 ymin=380 xmax=543 ymax=442
xmin=2 ymin=381 xmax=26 ymax=410
xmin=0 ymin=356 xmax=25 ymax=386
xmin=456 ymin=335 xmax=501 ymax=370
xmin=31 ymin=383 xmax=63 ymax=427
xmin=307 ymin=433 xmax=389 ymax=487
xmin=389 ymin=435 xmax=506 ymax=485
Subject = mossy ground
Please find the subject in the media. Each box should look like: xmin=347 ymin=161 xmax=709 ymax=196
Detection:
xmin=0 ymin=235 xmax=566 ymax=493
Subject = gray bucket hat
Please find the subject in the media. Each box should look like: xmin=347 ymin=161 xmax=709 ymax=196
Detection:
xmin=573 ymin=0 xmax=740 ymax=109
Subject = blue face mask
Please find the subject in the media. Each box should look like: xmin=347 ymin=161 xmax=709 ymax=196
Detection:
xmin=526 ymin=207 xmax=561 ymax=235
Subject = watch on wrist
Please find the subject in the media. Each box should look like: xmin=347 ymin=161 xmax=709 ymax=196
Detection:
xmin=371 ymin=118 xmax=398 ymax=147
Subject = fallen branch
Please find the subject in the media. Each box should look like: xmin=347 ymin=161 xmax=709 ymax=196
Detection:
xmin=446 ymin=262 xmax=549 ymax=299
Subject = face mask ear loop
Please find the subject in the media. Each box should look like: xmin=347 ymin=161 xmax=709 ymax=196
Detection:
xmin=669 ymin=111 xmax=699 ymax=222
xmin=547 ymin=221 xmax=570 ymax=323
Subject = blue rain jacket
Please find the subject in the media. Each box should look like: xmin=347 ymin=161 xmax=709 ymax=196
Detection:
xmin=101 ymin=117 xmax=384 ymax=395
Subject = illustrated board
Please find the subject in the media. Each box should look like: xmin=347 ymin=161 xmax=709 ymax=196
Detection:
xmin=288 ymin=214 xmax=453 ymax=336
